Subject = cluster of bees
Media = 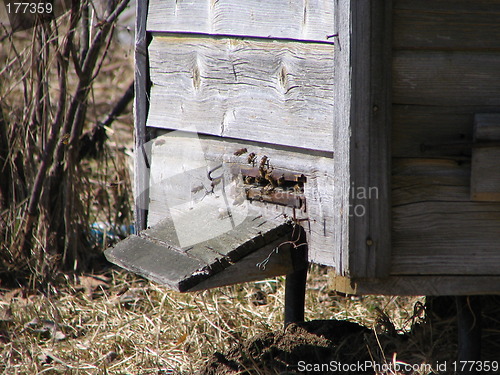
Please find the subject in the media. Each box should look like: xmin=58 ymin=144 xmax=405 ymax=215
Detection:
xmin=233 ymin=148 xmax=302 ymax=194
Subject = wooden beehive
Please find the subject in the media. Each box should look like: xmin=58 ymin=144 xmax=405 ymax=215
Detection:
xmin=106 ymin=0 xmax=500 ymax=296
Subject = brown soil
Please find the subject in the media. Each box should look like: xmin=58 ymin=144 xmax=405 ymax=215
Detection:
xmin=202 ymin=320 xmax=387 ymax=375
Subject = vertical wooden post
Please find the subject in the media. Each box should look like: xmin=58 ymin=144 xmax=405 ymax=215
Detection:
xmin=333 ymin=0 xmax=392 ymax=278
xmin=284 ymin=228 xmax=308 ymax=327
xmin=456 ymin=296 xmax=482 ymax=371
xmin=134 ymin=0 xmax=150 ymax=232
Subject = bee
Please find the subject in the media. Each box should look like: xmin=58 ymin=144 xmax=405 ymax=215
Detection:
xmin=255 ymin=175 xmax=266 ymax=184
xmin=293 ymin=184 xmax=303 ymax=194
xmin=244 ymin=176 xmax=255 ymax=185
xmin=258 ymin=156 xmax=269 ymax=179
xmin=263 ymin=184 xmax=275 ymax=194
xmin=234 ymin=148 xmax=248 ymax=156
xmin=265 ymin=171 xmax=277 ymax=188
xmin=247 ymin=152 xmax=257 ymax=165
xmin=259 ymin=155 xmax=269 ymax=170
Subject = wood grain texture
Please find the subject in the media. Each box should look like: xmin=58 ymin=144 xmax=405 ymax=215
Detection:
xmin=393 ymin=0 xmax=500 ymax=50
xmin=147 ymin=0 xmax=335 ymax=42
xmin=330 ymin=275 xmax=500 ymax=296
xmin=329 ymin=0 xmax=351 ymax=271
xmin=105 ymin=216 xmax=293 ymax=292
xmin=392 ymin=105 xmax=500 ymax=158
xmin=471 ymin=114 xmax=500 ymax=201
xmin=392 ymin=159 xmax=500 ymax=275
xmin=147 ymin=35 xmax=335 ymax=152
xmin=393 ymin=51 xmax=500 ymax=107
xmin=147 ymin=131 xmax=336 ymax=267
xmin=134 ymin=0 xmax=150 ymax=231
xmin=330 ymin=0 xmax=392 ymax=277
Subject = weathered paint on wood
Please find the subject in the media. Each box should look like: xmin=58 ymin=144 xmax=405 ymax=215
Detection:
xmin=393 ymin=51 xmax=500 ymax=107
xmin=394 ymin=0 xmax=500 ymax=50
xmin=471 ymin=114 xmax=500 ymax=201
xmin=147 ymin=131 xmax=336 ymax=267
xmin=147 ymin=35 xmax=335 ymax=152
xmin=392 ymin=159 xmax=500 ymax=275
xmin=330 ymin=275 xmax=500 ymax=296
xmin=331 ymin=0 xmax=392 ymax=277
xmin=104 ymin=215 xmax=293 ymax=292
xmin=147 ymin=0 xmax=335 ymax=43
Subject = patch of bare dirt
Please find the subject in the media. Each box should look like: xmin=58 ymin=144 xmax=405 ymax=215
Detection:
xmin=201 ymin=320 xmax=375 ymax=375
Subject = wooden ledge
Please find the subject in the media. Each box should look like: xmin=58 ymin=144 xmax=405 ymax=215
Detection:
xmin=105 ymin=216 xmax=294 ymax=292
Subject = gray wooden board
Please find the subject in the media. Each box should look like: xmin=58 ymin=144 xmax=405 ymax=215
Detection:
xmin=392 ymin=105 xmax=500 ymax=158
xmin=394 ymin=0 xmax=500 ymax=50
xmin=332 ymin=0 xmax=392 ymax=278
xmin=331 ymin=275 xmax=500 ymax=296
xmin=471 ymin=114 xmax=500 ymax=201
xmin=147 ymin=131 xmax=336 ymax=267
xmin=331 ymin=0 xmax=351 ymax=276
xmin=146 ymin=0 xmax=335 ymax=43
xmin=133 ymin=0 xmax=149 ymax=231
xmin=147 ymin=35 xmax=335 ymax=152
xmin=104 ymin=215 xmax=293 ymax=292
xmin=187 ymin=240 xmax=294 ymax=292
xmin=392 ymin=158 xmax=500 ymax=275
xmin=393 ymin=51 xmax=500 ymax=107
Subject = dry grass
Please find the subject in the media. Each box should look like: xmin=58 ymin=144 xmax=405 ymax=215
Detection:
xmin=0 ymin=266 xmax=433 ymax=374
xmin=2 ymin=6 xmax=499 ymax=375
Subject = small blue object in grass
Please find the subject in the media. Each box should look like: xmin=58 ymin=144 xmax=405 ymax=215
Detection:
xmin=89 ymin=222 xmax=135 ymax=246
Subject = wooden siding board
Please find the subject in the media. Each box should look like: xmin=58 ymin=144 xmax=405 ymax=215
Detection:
xmin=393 ymin=51 xmax=500 ymax=107
xmin=331 ymin=275 xmax=500 ymax=296
xmin=392 ymin=105 xmax=500 ymax=158
xmin=146 ymin=0 xmax=335 ymax=43
xmin=147 ymin=35 xmax=335 ymax=152
xmin=392 ymin=159 xmax=500 ymax=275
xmin=394 ymin=0 xmax=500 ymax=50
xmin=331 ymin=0 xmax=392 ymax=277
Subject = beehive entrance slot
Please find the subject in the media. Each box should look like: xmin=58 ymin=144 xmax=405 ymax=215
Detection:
xmin=238 ymin=165 xmax=306 ymax=210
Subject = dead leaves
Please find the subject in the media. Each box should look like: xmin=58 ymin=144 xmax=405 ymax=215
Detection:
xmin=25 ymin=318 xmax=67 ymax=341
xmin=73 ymin=274 xmax=110 ymax=299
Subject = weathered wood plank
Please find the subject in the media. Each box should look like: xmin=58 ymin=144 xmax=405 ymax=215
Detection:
xmin=392 ymin=105 xmax=500 ymax=158
xmin=394 ymin=0 xmax=500 ymax=50
xmin=147 ymin=35 xmax=335 ymax=152
xmin=146 ymin=0 xmax=335 ymax=43
xmin=331 ymin=0 xmax=392 ymax=277
xmin=471 ymin=114 xmax=500 ymax=201
xmin=134 ymin=0 xmax=150 ymax=231
xmin=330 ymin=0 xmax=351 ymax=271
xmin=187 ymin=242 xmax=294 ymax=292
xmin=392 ymin=159 xmax=500 ymax=275
xmin=393 ymin=51 xmax=500 ymax=107
xmin=330 ymin=275 xmax=500 ymax=296
xmin=147 ymin=131 xmax=336 ymax=267
xmin=105 ymin=215 xmax=293 ymax=292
